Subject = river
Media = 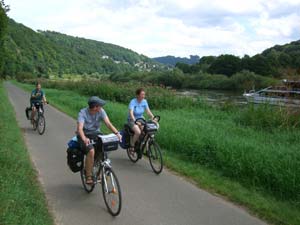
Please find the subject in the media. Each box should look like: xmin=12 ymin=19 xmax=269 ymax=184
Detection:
xmin=177 ymin=89 xmax=247 ymax=105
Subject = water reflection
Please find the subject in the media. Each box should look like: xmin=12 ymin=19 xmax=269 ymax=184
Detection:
xmin=177 ymin=89 xmax=247 ymax=105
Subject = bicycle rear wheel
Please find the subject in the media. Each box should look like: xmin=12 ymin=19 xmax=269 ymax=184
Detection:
xmin=37 ymin=114 xmax=46 ymax=135
xmin=148 ymin=141 xmax=163 ymax=174
xmin=101 ymin=167 xmax=122 ymax=216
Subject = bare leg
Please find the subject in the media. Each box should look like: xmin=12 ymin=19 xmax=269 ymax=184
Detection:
xmin=31 ymin=107 xmax=36 ymax=124
xmin=85 ymin=148 xmax=95 ymax=184
xmin=131 ymin=124 xmax=141 ymax=147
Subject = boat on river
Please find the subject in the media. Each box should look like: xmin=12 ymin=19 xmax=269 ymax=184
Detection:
xmin=243 ymin=80 xmax=300 ymax=108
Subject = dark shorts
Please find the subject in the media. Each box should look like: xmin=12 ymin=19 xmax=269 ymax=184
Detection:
xmin=127 ymin=120 xmax=136 ymax=129
xmin=77 ymin=131 xmax=102 ymax=154
xmin=31 ymin=102 xmax=43 ymax=111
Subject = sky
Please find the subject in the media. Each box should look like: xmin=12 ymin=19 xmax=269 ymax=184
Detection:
xmin=5 ymin=0 xmax=300 ymax=58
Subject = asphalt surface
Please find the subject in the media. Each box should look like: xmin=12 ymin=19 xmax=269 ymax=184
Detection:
xmin=5 ymin=82 xmax=267 ymax=225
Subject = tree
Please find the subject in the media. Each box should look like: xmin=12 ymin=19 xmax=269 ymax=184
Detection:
xmin=250 ymin=55 xmax=274 ymax=76
xmin=198 ymin=56 xmax=216 ymax=73
xmin=208 ymin=54 xmax=241 ymax=76
xmin=278 ymin=52 xmax=291 ymax=67
xmin=0 ymin=0 xmax=9 ymax=76
xmin=175 ymin=62 xmax=191 ymax=73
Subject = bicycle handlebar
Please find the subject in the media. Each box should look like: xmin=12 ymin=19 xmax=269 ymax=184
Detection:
xmin=134 ymin=115 xmax=161 ymax=125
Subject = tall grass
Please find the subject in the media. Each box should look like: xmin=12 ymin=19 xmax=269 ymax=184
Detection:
xmin=236 ymin=103 xmax=300 ymax=130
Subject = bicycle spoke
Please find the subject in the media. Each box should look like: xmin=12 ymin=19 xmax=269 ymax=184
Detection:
xmin=101 ymin=167 xmax=122 ymax=216
xmin=148 ymin=141 xmax=163 ymax=174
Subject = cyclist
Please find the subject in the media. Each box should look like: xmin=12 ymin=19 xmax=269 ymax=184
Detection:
xmin=77 ymin=96 xmax=122 ymax=185
xmin=127 ymin=88 xmax=155 ymax=153
xmin=29 ymin=82 xmax=47 ymax=123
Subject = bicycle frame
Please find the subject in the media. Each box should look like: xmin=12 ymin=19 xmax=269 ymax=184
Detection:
xmin=31 ymin=104 xmax=44 ymax=121
xmin=135 ymin=130 xmax=156 ymax=156
xmin=91 ymin=140 xmax=117 ymax=192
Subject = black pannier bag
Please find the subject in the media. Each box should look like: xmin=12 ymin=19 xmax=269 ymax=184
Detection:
xmin=119 ymin=128 xmax=130 ymax=149
xmin=25 ymin=107 xmax=32 ymax=120
xmin=66 ymin=137 xmax=83 ymax=173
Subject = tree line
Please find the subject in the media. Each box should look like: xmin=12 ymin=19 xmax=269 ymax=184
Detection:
xmin=175 ymin=42 xmax=300 ymax=78
xmin=0 ymin=0 xmax=9 ymax=74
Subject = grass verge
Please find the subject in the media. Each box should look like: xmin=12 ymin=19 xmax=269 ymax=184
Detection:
xmin=0 ymin=82 xmax=54 ymax=225
xmin=13 ymin=80 xmax=300 ymax=225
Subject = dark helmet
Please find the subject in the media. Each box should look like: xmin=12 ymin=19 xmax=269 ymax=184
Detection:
xmin=88 ymin=96 xmax=106 ymax=108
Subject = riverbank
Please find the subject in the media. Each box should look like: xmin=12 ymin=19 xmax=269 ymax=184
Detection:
xmin=0 ymin=82 xmax=54 ymax=225
xmin=14 ymin=80 xmax=300 ymax=225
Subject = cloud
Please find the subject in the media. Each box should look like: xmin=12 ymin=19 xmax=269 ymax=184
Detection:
xmin=6 ymin=0 xmax=300 ymax=57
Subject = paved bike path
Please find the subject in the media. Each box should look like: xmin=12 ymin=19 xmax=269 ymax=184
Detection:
xmin=5 ymin=82 xmax=266 ymax=225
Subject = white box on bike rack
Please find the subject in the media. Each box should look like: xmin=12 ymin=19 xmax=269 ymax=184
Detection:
xmin=98 ymin=134 xmax=119 ymax=152
xmin=145 ymin=123 xmax=158 ymax=134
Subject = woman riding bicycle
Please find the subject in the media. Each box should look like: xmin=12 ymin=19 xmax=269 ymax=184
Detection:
xmin=127 ymin=88 xmax=156 ymax=153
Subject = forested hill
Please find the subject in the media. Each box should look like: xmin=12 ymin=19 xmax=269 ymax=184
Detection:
xmin=153 ymin=55 xmax=200 ymax=66
xmin=2 ymin=19 xmax=160 ymax=76
xmin=175 ymin=40 xmax=300 ymax=77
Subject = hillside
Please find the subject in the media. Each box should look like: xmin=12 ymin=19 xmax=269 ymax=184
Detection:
xmin=153 ymin=55 xmax=200 ymax=66
xmin=2 ymin=19 xmax=160 ymax=76
xmin=111 ymin=40 xmax=300 ymax=91
xmin=174 ymin=40 xmax=300 ymax=78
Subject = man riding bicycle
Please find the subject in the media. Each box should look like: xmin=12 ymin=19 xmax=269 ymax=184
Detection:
xmin=28 ymin=82 xmax=47 ymax=122
xmin=77 ymin=96 xmax=122 ymax=185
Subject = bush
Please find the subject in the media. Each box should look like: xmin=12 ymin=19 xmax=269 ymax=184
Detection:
xmin=231 ymin=70 xmax=278 ymax=91
xmin=23 ymin=79 xmax=207 ymax=110
xmin=15 ymin=72 xmax=36 ymax=82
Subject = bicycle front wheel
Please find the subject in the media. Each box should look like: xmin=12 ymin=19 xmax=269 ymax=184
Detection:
xmin=37 ymin=114 xmax=46 ymax=135
xmin=101 ymin=167 xmax=122 ymax=216
xmin=126 ymin=148 xmax=139 ymax=163
xmin=148 ymin=141 xmax=163 ymax=174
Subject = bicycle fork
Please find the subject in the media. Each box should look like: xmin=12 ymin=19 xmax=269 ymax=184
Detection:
xmin=101 ymin=161 xmax=117 ymax=194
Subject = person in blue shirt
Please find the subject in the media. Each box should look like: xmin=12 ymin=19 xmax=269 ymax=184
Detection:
xmin=128 ymin=88 xmax=155 ymax=152
xmin=30 ymin=82 xmax=47 ymax=122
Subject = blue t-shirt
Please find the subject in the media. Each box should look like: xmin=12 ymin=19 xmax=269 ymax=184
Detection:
xmin=78 ymin=107 xmax=107 ymax=133
xmin=128 ymin=98 xmax=149 ymax=121
xmin=30 ymin=89 xmax=44 ymax=104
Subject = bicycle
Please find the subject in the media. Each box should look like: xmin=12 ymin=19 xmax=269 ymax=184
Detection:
xmin=80 ymin=134 xmax=122 ymax=216
xmin=26 ymin=102 xmax=47 ymax=135
xmin=126 ymin=115 xmax=163 ymax=174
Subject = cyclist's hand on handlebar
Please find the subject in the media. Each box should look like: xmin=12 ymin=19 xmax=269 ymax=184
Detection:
xmin=116 ymin=133 xmax=122 ymax=142
xmin=84 ymin=137 xmax=90 ymax=146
